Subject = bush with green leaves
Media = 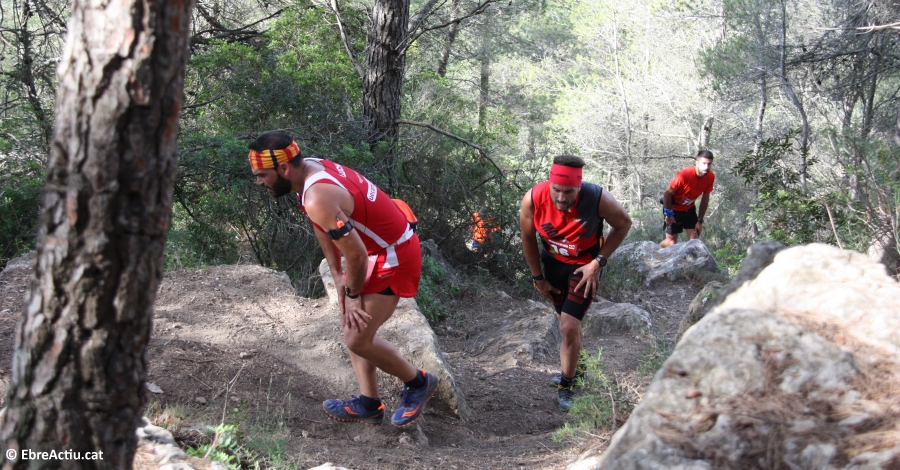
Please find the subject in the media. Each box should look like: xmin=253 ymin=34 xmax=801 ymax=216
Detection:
xmin=553 ymin=348 xmax=635 ymax=441
xmin=735 ymin=131 xmax=830 ymax=245
xmin=186 ymin=424 xmax=246 ymax=469
xmin=0 ymin=156 xmax=43 ymax=267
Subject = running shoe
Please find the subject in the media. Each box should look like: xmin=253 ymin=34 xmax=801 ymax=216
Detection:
xmin=558 ymin=385 xmax=575 ymax=412
xmin=323 ymin=396 xmax=384 ymax=425
xmin=391 ymin=369 xmax=439 ymax=427
xmin=549 ymin=370 xmax=587 ymax=388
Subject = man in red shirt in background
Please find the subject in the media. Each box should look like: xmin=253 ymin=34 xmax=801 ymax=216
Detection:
xmin=519 ymin=155 xmax=632 ymax=411
xmin=660 ymin=150 xmax=715 ymax=248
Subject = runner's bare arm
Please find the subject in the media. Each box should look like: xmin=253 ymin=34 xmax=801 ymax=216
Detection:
xmin=520 ymin=189 xmax=559 ymax=299
xmin=597 ymin=190 xmax=632 ymax=258
xmin=574 ymin=190 xmax=633 ymax=297
xmin=696 ymin=191 xmax=710 ymax=235
xmin=663 ymin=187 xmax=676 ymax=225
xmin=305 ymin=183 xmax=372 ymax=331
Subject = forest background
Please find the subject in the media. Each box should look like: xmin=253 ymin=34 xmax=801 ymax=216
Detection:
xmin=1 ymin=0 xmax=898 ymax=298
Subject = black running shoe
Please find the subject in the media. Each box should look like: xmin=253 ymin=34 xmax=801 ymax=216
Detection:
xmin=558 ymin=385 xmax=575 ymax=412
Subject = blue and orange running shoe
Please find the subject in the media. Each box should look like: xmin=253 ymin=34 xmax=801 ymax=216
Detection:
xmin=322 ymin=396 xmax=384 ymax=426
xmin=391 ymin=370 xmax=439 ymax=427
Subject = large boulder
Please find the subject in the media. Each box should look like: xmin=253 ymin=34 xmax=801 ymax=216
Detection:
xmin=597 ymin=244 xmax=900 ymax=469
xmin=613 ymin=240 xmax=718 ymax=286
xmin=319 ymin=259 xmax=471 ymax=421
xmin=583 ymin=301 xmax=651 ymax=337
xmin=472 ymin=300 xmax=561 ymax=368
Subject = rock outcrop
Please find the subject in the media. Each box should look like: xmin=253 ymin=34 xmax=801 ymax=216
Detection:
xmin=472 ymin=299 xmax=561 ymax=368
xmin=583 ymin=301 xmax=651 ymax=337
xmin=675 ymin=281 xmax=723 ymax=343
xmin=598 ymin=243 xmax=900 ymax=470
xmin=613 ymin=239 xmax=718 ymax=285
xmin=134 ymin=418 xmax=228 ymax=470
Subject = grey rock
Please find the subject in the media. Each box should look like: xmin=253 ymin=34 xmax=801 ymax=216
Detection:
xmin=613 ymin=239 xmax=718 ymax=285
xmin=675 ymin=281 xmax=724 ymax=343
xmin=473 ymin=300 xmax=561 ymax=367
xmin=692 ymin=240 xmax=784 ymax=319
xmin=3 ymin=252 xmax=34 ymax=270
xmin=597 ymin=244 xmax=900 ymax=469
xmin=582 ymin=301 xmax=651 ymax=336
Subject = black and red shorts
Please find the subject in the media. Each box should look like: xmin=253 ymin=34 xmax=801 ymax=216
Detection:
xmin=540 ymin=252 xmax=596 ymax=321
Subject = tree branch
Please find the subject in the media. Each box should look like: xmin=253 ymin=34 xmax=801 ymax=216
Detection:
xmin=327 ymin=0 xmax=365 ymax=79
xmin=396 ymin=118 xmax=505 ymax=177
xmin=398 ymin=0 xmax=495 ymax=56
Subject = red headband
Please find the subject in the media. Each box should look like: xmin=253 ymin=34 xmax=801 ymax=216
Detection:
xmin=549 ymin=164 xmax=582 ymax=186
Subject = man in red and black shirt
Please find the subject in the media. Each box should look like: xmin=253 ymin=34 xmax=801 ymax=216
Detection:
xmin=660 ymin=150 xmax=715 ymax=247
xmin=519 ymin=155 xmax=632 ymax=411
xmin=247 ymin=131 xmax=438 ymax=428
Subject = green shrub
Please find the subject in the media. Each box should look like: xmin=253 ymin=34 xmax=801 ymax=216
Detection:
xmin=553 ymin=348 xmax=634 ymax=441
xmin=600 ymin=250 xmax=645 ymax=302
xmin=0 ymin=157 xmax=43 ymax=267
xmin=416 ymin=254 xmax=459 ymax=322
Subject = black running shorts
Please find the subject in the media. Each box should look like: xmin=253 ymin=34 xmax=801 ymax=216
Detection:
xmin=664 ymin=206 xmax=698 ymax=235
xmin=540 ymin=252 xmax=596 ymax=321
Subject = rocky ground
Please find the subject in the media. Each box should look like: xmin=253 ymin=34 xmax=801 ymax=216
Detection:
xmin=0 ymin=255 xmax=706 ymax=469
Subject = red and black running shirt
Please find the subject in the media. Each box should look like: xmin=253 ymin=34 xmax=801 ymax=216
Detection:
xmin=531 ymin=181 xmax=605 ymax=265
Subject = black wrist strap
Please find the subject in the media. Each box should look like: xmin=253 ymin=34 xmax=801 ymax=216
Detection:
xmin=532 ymin=273 xmax=544 ymax=281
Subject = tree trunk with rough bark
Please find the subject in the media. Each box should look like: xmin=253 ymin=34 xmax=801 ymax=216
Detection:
xmin=0 ymin=0 xmax=194 ymax=465
xmin=364 ymin=0 xmax=409 ymax=193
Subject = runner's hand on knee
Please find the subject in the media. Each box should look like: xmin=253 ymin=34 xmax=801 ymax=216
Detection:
xmin=343 ymin=297 xmax=372 ymax=332
xmin=573 ymin=264 xmax=601 ymax=299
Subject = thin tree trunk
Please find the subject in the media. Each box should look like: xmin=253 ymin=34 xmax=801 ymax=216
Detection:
xmin=895 ymin=100 xmax=900 ymax=146
xmin=697 ymin=116 xmax=713 ymax=149
xmin=751 ymin=74 xmax=767 ymax=239
xmin=780 ymin=0 xmax=808 ymax=190
xmin=437 ymin=0 xmax=462 ymax=77
xmin=612 ymin=13 xmax=632 ymax=189
xmin=17 ymin=0 xmax=53 ymax=154
xmin=0 ymin=0 xmax=194 ymax=466
xmin=478 ymin=37 xmax=490 ymax=131
xmin=364 ymin=0 xmax=409 ymax=192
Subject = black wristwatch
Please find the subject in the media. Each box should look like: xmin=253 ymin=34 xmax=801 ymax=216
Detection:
xmin=697 ymin=218 xmax=704 ymax=224
xmin=345 ymin=287 xmax=360 ymax=299
xmin=594 ymin=256 xmax=608 ymax=267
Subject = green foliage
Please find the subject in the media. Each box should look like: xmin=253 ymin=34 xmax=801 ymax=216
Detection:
xmin=599 ymin=250 xmax=645 ymax=302
xmin=186 ymin=424 xmax=246 ymax=469
xmin=0 ymin=156 xmax=43 ymax=266
xmin=734 ymin=131 xmax=827 ymax=245
xmin=553 ymin=348 xmax=633 ymax=441
xmin=637 ymin=335 xmax=672 ymax=378
xmin=417 ymin=255 xmax=460 ymax=322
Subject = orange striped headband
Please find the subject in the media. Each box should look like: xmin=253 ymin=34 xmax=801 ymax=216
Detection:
xmin=248 ymin=141 xmax=301 ymax=170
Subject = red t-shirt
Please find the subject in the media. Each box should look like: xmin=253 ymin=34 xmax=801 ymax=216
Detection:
xmin=531 ymin=181 xmax=605 ymax=265
xmin=669 ymin=167 xmax=715 ymax=211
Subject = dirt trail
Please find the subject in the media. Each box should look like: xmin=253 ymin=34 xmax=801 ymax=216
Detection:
xmin=0 ymin=261 xmax=700 ymax=469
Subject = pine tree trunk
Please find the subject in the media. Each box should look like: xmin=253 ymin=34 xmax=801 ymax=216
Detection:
xmin=364 ymin=0 xmax=409 ymax=146
xmin=0 ymin=0 xmax=194 ymax=466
